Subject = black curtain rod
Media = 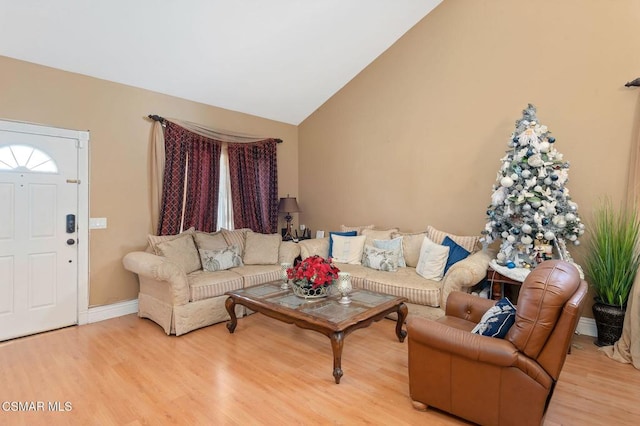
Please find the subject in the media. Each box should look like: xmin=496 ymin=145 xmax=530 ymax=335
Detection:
xmin=148 ymin=114 xmax=166 ymax=123
xmin=625 ymin=78 xmax=640 ymax=87
xmin=147 ymin=114 xmax=282 ymax=143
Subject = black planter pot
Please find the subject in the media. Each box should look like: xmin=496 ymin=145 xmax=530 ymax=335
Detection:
xmin=592 ymin=301 xmax=626 ymax=347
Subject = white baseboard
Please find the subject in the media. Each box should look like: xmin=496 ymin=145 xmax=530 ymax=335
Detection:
xmin=83 ymin=299 xmax=139 ymax=324
xmin=77 ymin=300 xmax=598 ymax=338
xmin=575 ymin=316 xmax=597 ymax=337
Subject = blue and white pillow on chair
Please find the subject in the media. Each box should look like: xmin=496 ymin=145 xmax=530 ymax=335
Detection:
xmin=471 ymin=297 xmax=516 ymax=338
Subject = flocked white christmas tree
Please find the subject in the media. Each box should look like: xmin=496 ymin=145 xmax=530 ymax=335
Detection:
xmin=482 ymin=104 xmax=585 ymax=269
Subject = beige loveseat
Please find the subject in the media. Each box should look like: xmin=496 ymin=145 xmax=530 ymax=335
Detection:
xmin=297 ymin=225 xmax=491 ymax=320
xmin=123 ymin=228 xmax=300 ymax=336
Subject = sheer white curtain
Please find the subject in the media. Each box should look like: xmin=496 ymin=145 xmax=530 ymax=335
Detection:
xmin=216 ymin=143 xmax=234 ymax=230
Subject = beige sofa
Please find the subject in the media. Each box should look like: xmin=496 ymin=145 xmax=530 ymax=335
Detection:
xmin=297 ymin=225 xmax=491 ymax=320
xmin=123 ymin=225 xmax=491 ymax=336
xmin=123 ymin=228 xmax=300 ymax=336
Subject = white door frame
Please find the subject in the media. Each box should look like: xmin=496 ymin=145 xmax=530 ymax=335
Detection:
xmin=0 ymin=119 xmax=89 ymax=325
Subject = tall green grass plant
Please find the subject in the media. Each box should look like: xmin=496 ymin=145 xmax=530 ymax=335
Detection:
xmin=584 ymin=199 xmax=640 ymax=307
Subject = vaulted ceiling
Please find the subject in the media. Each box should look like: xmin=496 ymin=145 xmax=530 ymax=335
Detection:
xmin=0 ymin=1 xmax=442 ymax=125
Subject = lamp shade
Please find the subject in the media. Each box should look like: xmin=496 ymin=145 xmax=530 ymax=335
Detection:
xmin=278 ymin=197 xmax=300 ymax=213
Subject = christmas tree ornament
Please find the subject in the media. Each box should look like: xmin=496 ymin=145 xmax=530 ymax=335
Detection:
xmin=500 ymin=176 xmax=514 ymax=187
xmin=481 ymin=104 xmax=584 ymax=268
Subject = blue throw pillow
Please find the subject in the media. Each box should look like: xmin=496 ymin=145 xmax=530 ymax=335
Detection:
xmin=471 ymin=297 xmax=516 ymax=338
xmin=441 ymin=236 xmax=470 ymax=275
xmin=328 ymin=231 xmax=357 ymax=257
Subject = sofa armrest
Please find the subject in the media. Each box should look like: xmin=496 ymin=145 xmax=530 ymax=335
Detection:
xmin=122 ymin=251 xmax=190 ymax=305
xmin=439 ymin=249 xmax=492 ymax=309
xmin=278 ymin=241 xmax=301 ymax=264
xmin=408 ymin=317 xmax=518 ymax=367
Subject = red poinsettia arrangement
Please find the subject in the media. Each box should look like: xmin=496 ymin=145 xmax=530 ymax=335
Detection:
xmin=287 ymin=255 xmax=340 ymax=289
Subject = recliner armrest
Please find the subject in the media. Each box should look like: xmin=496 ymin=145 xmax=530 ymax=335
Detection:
xmin=408 ymin=317 xmax=518 ymax=367
xmin=445 ymin=291 xmax=497 ymax=323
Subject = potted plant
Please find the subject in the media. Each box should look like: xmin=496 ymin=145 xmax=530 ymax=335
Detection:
xmin=286 ymin=255 xmax=340 ymax=298
xmin=584 ymin=198 xmax=640 ymax=346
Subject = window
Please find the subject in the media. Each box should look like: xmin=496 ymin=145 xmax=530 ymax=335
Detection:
xmin=0 ymin=144 xmax=58 ymax=173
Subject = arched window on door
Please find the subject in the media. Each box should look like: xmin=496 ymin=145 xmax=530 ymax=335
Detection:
xmin=0 ymin=144 xmax=58 ymax=173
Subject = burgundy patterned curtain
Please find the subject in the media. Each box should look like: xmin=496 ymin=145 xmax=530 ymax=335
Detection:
xmin=158 ymin=122 xmax=221 ymax=235
xmin=227 ymin=139 xmax=278 ymax=233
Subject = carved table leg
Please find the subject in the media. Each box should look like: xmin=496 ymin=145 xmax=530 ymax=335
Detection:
xmin=395 ymin=302 xmax=408 ymax=342
xmin=225 ymin=297 xmax=238 ymax=333
xmin=330 ymin=331 xmax=345 ymax=384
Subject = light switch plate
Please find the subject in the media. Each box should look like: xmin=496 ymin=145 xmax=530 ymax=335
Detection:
xmin=89 ymin=217 xmax=107 ymax=229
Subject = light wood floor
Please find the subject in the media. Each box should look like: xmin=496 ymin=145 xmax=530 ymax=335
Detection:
xmin=1 ymin=314 xmax=639 ymax=425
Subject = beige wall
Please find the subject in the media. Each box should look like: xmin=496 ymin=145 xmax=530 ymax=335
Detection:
xmin=298 ymin=0 xmax=640 ymax=316
xmin=2 ymin=0 xmax=640 ymax=315
xmin=0 ymin=55 xmax=298 ymax=306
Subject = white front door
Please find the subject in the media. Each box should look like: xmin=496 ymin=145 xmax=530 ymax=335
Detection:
xmin=0 ymin=121 xmax=87 ymax=341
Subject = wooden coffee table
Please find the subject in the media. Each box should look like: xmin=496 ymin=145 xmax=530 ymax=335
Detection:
xmin=224 ymin=282 xmax=408 ymax=384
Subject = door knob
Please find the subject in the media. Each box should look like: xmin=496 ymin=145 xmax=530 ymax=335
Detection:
xmin=66 ymin=239 xmax=76 ymax=245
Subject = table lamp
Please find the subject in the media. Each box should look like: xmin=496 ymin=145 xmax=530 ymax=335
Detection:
xmin=278 ymin=196 xmax=300 ymax=241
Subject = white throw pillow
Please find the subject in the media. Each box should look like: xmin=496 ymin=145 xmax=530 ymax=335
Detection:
xmin=415 ymin=236 xmax=450 ymax=281
xmin=331 ymin=234 xmax=366 ymax=264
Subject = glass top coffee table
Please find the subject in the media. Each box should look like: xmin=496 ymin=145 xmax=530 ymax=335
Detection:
xmin=225 ymin=282 xmax=408 ymax=384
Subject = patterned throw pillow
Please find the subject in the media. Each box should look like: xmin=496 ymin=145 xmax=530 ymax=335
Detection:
xmin=415 ymin=236 xmax=450 ymax=281
xmin=199 ymin=246 xmax=243 ymax=272
xmin=373 ymin=237 xmax=406 ymax=267
xmin=362 ymin=245 xmax=399 ymax=272
xmin=471 ymin=297 xmax=516 ymax=338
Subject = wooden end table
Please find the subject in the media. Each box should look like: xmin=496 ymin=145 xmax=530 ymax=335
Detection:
xmin=486 ymin=266 xmax=524 ymax=301
xmin=225 ymin=282 xmax=408 ymax=384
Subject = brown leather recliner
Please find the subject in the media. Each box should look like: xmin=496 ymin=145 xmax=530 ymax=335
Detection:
xmin=407 ymin=260 xmax=588 ymax=426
